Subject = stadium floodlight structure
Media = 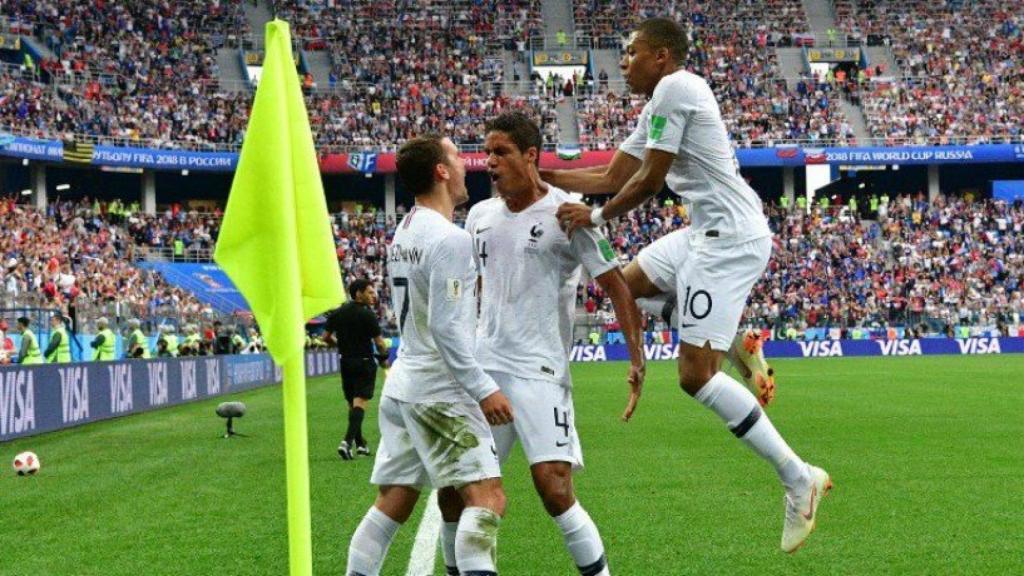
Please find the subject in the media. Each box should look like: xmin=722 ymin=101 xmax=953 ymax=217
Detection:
xmin=215 ymin=401 xmax=247 ymax=438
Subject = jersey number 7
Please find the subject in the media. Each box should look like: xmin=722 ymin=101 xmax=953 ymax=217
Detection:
xmin=393 ymin=277 xmax=410 ymax=332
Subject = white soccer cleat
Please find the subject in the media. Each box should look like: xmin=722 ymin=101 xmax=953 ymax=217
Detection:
xmin=337 ymin=440 xmax=354 ymax=461
xmin=781 ymin=465 xmax=832 ymax=554
xmin=731 ymin=330 xmax=776 ymax=406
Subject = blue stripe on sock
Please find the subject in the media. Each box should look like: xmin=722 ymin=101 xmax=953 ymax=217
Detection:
xmin=730 ymin=405 xmax=762 ymax=438
xmin=579 ymin=554 xmax=607 ymax=576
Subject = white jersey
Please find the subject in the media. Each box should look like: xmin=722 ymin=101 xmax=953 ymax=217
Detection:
xmin=465 ymin=186 xmax=618 ymax=387
xmin=619 ymin=69 xmax=772 ymax=244
xmin=383 ymin=206 xmax=498 ymax=404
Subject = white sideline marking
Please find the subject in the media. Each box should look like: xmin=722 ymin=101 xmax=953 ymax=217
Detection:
xmin=406 ymin=490 xmax=443 ymax=576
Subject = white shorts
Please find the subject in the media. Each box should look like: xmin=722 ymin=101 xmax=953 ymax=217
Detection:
xmin=370 ymin=396 xmax=501 ymax=489
xmin=636 ymin=229 xmax=772 ymax=352
xmin=488 ymin=371 xmax=583 ymax=471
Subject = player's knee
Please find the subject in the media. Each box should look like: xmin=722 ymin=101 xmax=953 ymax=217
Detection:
xmin=374 ymin=485 xmax=420 ymax=524
xmin=459 ymin=478 xmax=507 ymax=517
xmin=677 ymin=346 xmax=720 ymax=396
xmin=532 ymin=464 xmax=576 ymax=516
xmin=539 ymin=484 xmax=575 ymax=516
xmin=489 ymin=488 xmax=508 ymax=517
xmin=476 ymin=485 xmax=507 ymax=517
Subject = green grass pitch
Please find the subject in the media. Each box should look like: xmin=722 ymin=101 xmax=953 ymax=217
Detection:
xmin=2 ymin=356 xmax=1021 ymax=575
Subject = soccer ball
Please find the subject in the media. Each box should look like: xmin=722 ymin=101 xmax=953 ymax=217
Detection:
xmin=13 ymin=451 xmax=40 ymax=476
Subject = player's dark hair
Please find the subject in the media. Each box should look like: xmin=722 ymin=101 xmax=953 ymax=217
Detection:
xmin=485 ymin=112 xmax=542 ymax=165
xmin=397 ymin=134 xmax=447 ymax=196
xmin=17 ymin=316 xmax=30 ymax=327
xmin=636 ymin=18 xmax=688 ymax=64
xmin=348 ymin=278 xmax=372 ymax=299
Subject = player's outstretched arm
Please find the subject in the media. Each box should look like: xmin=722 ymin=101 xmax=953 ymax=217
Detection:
xmin=427 ymin=233 xmax=513 ymax=425
xmin=556 ymin=149 xmax=675 ymax=237
xmin=594 ymin=267 xmax=646 ymax=422
xmin=540 ymin=150 xmax=641 ymax=195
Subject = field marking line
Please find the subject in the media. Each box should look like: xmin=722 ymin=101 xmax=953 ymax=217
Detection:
xmin=406 ymin=489 xmax=443 ymax=576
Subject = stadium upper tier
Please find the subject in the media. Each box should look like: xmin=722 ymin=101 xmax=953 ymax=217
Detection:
xmin=0 ymin=1 xmax=1019 ymax=152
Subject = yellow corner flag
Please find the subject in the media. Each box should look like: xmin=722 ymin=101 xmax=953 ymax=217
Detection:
xmin=213 ymin=19 xmax=344 ymax=576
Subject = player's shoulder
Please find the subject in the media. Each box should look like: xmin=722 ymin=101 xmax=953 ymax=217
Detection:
xmin=654 ymin=69 xmax=711 ymax=101
xmin=431 ymin=219 xmax=472 ymax=253
xmin=535 ymin=186 xmax=580 ymax=240
xmin=400 ymin=206 xmax=450 ymax=233
xmin=544 ymin=185 xmax=576 ymax=204
xmin=397 ymin=207 xmax=465 ymax=248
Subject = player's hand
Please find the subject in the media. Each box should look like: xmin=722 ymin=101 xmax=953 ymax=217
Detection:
xmin=621 ymin=362 xmax=645 ymax=422
xmin=556 ymin=202 xmax=594 ymax=238
xmin=479 ymin=391 xmax=514 ymax=426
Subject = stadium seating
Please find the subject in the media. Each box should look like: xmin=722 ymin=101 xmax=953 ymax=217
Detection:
xmin=0 ymin=198 xmax=216 ymax=325
xmin=3 ymin=0 xmax=1019 ymax=149
xmin=833 ymin=0 xmax=1024 ymax=144
xmin=2 ymin=190 xmax=1020 ymax=342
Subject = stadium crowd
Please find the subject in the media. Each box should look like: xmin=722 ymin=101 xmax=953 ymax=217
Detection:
xmin=582 ymin=194 xmax=1023 ymax=339
xmin=0 ymin=197 xmax=217 ymax=327
xmin=834 ymin=0 xmax=1024 ymax=144
xmin=0 ymin=0 xmax=1020 ymax=150
xmin=574 ymin=0 xmax=811 ymax=48
xmin=576 ymin=76 xmax=854 ymax=150
xmin=0 ymin=0 xmax=252 ymax=148
xmin=1 ymin=190 xmax=1020 ymax=349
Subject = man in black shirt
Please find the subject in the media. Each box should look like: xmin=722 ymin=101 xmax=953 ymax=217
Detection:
xmin=324 ymin=278 xmax=390 ymax=460
xmin=212 ymin=321 xmax=232 ymax=355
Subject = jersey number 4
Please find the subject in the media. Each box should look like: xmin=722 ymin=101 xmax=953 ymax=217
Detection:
xmin=393 ymin=277 xmax=410 ymax=332
xmin=475 ymin=239 xmax=488 ymax=268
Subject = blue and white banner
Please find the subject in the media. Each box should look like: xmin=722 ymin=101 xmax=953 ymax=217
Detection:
xmin=91 ymin=145 xmax=238 ymax=171
xmin=306 ymin=350 xmax=340 ymax=378
xmin=0 ymin=135 xmax=1020 ymax=173
xmin=809 ymin=145 xmax=1020 ymax=166
xmin=0 ymin=351 xmax=340 ymax=442
xmin=734 ymin=144 xmax=1024 ymax=167
xmin=568 ymin=337 xmax=1023 ymax=363
xmin=0 ymin=134 xmax=63 ymax=161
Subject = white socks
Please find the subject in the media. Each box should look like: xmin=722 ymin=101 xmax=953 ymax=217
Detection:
xmin=442 ymin=521 xmax=459 ymax=575
xmin=696 ymin=372 xmax=810 ymax=491
xmin=554 ymin=503 xmax=610 ymax=576
xmin=455 ymin=506 xmax=501 ymax=575
xmin=346 ymin=506 xmax=400 ymax=576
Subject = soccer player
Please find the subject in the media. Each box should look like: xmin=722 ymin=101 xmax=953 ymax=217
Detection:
xmin=545 ymin=18 xmax=830 ymax=553
xmin=438 ymin=112 xmax=645 ymax=576
xmin=347 ymin=135 xmax=513 ymax=576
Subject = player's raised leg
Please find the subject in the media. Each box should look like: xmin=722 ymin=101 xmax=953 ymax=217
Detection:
xmin=626 ymin=259 xmax=777 ymax=406
xmin=676 ymin=342 xmax=830 ymax=551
